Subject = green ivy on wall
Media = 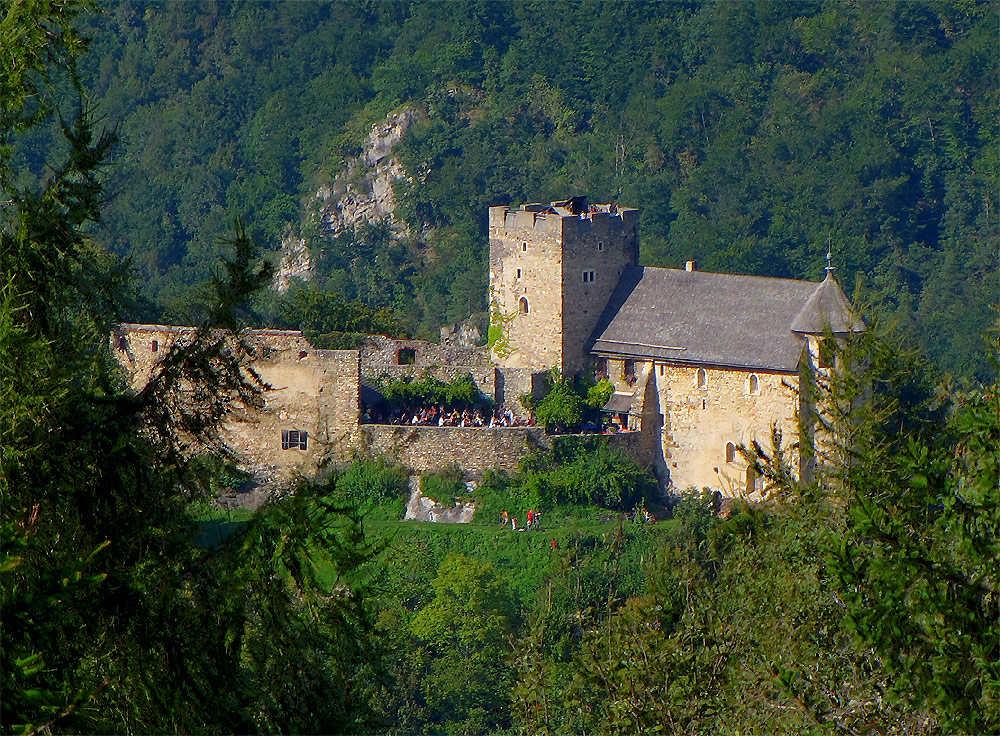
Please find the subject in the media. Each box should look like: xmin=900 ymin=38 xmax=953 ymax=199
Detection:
xmin=487 ymin=301 xmax=518 ymax=359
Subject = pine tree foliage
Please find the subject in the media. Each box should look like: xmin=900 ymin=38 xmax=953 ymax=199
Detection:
xmin=2 ymin=3 xmax=381 ymax=732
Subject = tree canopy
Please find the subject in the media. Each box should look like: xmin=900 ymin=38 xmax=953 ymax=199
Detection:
xmin=14 ymin=0 xmax=995 ymax=380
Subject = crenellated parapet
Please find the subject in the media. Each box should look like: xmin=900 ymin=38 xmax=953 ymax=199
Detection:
xmin=488 ymin=198 xmax=639 ymax=376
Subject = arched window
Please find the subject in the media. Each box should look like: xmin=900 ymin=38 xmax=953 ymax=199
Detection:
xmin=725 ymin=442 xmax=736 ymax=463
xmin=749 ymin=373 xmax=759 ymax=394
xmin=518 ymin=297 xmax=529 ymax=314
xmin=697 ymin=368 xmax=707 ymax=390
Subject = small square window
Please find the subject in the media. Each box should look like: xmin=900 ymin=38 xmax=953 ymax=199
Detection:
xmin=281 ymin=429 xmax=308 ymax=450
xmin=397 ymin=347 xmax=416 ymax=365
xmin=582 ymin=270 xmax=595 ymax=283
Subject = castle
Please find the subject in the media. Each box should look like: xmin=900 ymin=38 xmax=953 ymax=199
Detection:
xmin=113 ymin=197 xmax=861 ymax=497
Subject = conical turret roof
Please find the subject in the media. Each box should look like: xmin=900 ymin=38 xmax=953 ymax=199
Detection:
xmin=790 ymin=272 xmax=864 ymax=335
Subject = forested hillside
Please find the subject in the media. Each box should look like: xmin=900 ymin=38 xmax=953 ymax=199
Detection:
xmin=21 ymin=0 xmax=997 ymax=380
xmin=4 ymin=3 xmax=998 ymax=733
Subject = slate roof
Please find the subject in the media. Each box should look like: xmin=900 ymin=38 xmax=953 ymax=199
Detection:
xmin=602 ymin=392 xmax=637 ymax=414
xmin=790 ymin=273 xmax=863 ymax=334
xmin=589 ymin=267 xmax=860 ymax=373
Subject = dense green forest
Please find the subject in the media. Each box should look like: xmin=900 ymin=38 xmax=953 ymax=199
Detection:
xmin=12 ymin=0 xmax=999 ymax=380
xmin=3 ymin=1 xmax=998 ymax=735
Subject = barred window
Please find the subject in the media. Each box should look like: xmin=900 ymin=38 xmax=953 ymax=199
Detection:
xmin=281 ymin=429 xmax=308 ymax=450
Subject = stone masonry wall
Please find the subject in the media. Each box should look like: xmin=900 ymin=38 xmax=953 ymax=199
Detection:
xmin=360 ymin=335 xmax=496 ymax=400
xmin=649 ymin=362 xmax=800 ymax=496
xmin=361 ymin=425 xmax=647 ymax=478
xmin=489 ymin=206 xmax=565 ymax=371
xmin=113 ymin=324 xmax=360 ymax=482
xmin=361 ymin=425 xmax=550 ymax=476
xmin=488 ymin=204 xmax=638 ymax=375
xmin=560 ymin=208 xmax=638 ymax=374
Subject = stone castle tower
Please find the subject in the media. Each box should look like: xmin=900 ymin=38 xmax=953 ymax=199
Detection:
xmin=488 ymin=197 xmax=639 ymax=375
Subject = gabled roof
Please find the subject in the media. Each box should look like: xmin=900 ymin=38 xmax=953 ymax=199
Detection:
xmin=589 ymin=266 xmax=860 ymax=373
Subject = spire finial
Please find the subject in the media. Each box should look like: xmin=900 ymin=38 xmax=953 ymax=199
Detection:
xmin=825 ymin=234 xmax=835 ymax=276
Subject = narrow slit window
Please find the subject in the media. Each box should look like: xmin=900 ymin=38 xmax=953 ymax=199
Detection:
xmin=151 ymin=340 xmax=158 ymax=353
xmin=521 ymin=242 xmax=527 ymax=252
xmin=516 ymin=268 xmax=522 ymax=279
xmin=598 ymin=241 xmax=604 ymax=251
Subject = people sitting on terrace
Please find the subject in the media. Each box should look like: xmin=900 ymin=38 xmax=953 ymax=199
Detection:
xmin=362 ymin=402 xmax=533 ymax=427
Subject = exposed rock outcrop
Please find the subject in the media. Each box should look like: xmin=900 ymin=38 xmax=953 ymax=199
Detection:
xmin=272 ymin=231 xmax=313 ymax=293
xmin=317 ymin=107 xmax=419 ymax=238
xmin=404 ymin=475 xmax=477 ymax=523
xmin=272 ymin=107 xmax=419 ymax=293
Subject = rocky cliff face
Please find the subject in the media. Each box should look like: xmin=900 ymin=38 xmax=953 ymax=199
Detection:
xmin=272 ymin=107 xmax=418 ymax=292
xmin=317 ymin=107 xmax=418 ymax=238
xmin=272 ymin=231 xmax=312 ymax=293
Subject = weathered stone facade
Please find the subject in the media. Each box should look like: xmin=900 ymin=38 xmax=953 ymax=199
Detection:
xmin=488 ymin=200 xmax=638 ymax=375
xmin=361 ymin=425 xmax=645 ymax=478
xmin=114 ymin=197 xmax=860 ymax=499
xmin=638 ymin=361 xmax=799 ymax=494
xmin=361 ymin=426 xmax=547 ymax=476
xmin=113 ymin=324 xmax=360 ymax=482
xmin=491 ymin=198 xmax=860 ymax=497
xmin=360 ymin=335 xmax=496 ymax=397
